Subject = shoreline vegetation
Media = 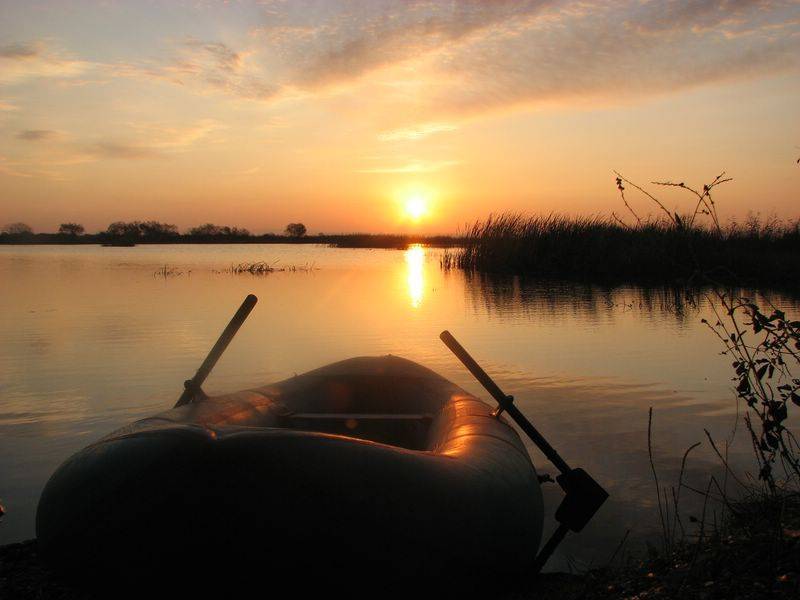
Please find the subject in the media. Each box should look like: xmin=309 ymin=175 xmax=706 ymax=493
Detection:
xmin=7 ymin=216 xmax=800 ymax=289
xmin=441 ymin=213 xmax=800 ymax=288
xmin=6 ymin=170 xmax=799 ymax=290
xmin=0 ymin=230 xmax=461 ymax=249
xmin=0 ymin=220 xmax=461 ymax=249
xmin=443 ymin=172 xmax=800 ymax=289
xmin=3 ymin=216 xmax=799 ymax=289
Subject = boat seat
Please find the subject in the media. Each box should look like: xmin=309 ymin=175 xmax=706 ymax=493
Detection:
xmin=287 ymin=413 xmax=434 ymax=421
xmin=280 ymin=412 xmax=435 ymax=450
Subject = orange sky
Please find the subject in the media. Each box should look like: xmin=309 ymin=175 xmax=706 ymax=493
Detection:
xmin=1 ymin=1 xmax=799 ymax=234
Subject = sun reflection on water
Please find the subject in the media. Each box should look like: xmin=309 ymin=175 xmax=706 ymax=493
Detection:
xmin=405 ymin=244 xmax=425 ymax=308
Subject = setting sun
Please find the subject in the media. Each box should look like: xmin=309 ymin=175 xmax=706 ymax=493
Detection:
xmin=404 ymin=195 xmax=428 ymax=222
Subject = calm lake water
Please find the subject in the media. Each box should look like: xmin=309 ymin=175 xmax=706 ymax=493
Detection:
xmin=1 ymin=244 xmax=798 ymax=571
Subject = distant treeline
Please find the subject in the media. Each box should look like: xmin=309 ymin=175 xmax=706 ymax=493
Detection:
xmin=0 ymin=220 xmax=461 ymax=249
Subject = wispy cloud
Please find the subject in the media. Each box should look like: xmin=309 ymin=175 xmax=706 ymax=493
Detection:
xmin=71 ymin=119 xmax=223 ymax=162
xmin=357 ymin=159 xmax=460 ymax=174
xmin=82 ymin=142 xmax=159 ymax=160
xmin=228 ymin=165 xmax=261 ymax=176
xmin=251 ymin=0 xmax=799 ymax=119
xmin=630 ymin=0 xmax=780 ymax=34
xmin=16 ymin=129 xmax=61 ymax=141
xmin=377 ymin=122 xmax=458 ymax=142
xmin=2 ymin=119 xmax=223 ymax=181
xmin=0 ymin=42 xmax=91 ymax=84
xmin=110 ymin=39 xmax=278 ymax=100
xmin=255 ymin=1 xmax=554 ymax=88
xmin=3 ymin=1 xmax=799 ymax=152
xmin=0 ymin=155 xmax=34 ymax=178
xmin=44 ymin=0 xmax=789 ymax=121
xmin=127 ymin=119 xmax=224 ymax=149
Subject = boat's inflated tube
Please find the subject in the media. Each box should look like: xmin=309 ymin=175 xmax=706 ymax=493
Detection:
xmin=37 ymin=356 xmax=544 ymax=586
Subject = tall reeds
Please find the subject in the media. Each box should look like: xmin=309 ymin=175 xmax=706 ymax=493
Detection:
xmin=443 ymin=170 xmax=799 ymax=287
xmin=442 ymin=213 xmax=800 ymax=287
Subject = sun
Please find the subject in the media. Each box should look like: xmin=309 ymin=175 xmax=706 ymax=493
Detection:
xmin=404 ymin=194 xmax=428 ymax=221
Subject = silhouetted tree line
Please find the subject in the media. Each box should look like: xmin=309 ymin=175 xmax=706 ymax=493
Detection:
xmin=284 ymin=223 xmax=307 ymax=238
xmin=1 ymin=220 xmax=460 ymax=249
xmin=2 ymin=222 xmax=34 ymax=236
xmin=58 ymin=223 xmax=85 ymax=236
xmin=105 ymin=221 xmax=180 ymax=242
xmin=0 ymin=220 xmax=321 ymax=244
xmin=187 ymin=223 xmax=251 ymax=239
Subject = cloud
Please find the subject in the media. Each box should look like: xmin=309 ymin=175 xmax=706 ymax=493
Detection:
xmin=83 ymin=142 xmax=159 ymax=160
xmin=5 ymin=0 xmax=798 ymax=134
xmin=0 ymin=43 xmax=40 ymax=59
xmin=630 ymin=0 xmax=782 ymax=34
xmin=377 ymin=122 xmax=458 ymax=141
xmin=87 ymin=0 xmax=797 ymax=118
xmin=357 ymin=159 xmax=460 ymax=174
xmin=411 ymin=0 xmax=800 ymax=120
xmin=0 ymin=155 xmax=34 ymax=178
xmin=0 ymin=120 xmax=223 ymax=182
xmin=111 ymin=39 xmax=278 ymax=100
xmin=128 ymin=119 xmax=224 ymax=149
xmin=74 ymin=119 xmax=222 ymax=161
xmin=253 ymin=0 xmax=799 ymax=118
xmin=16 ymin=129 xmax=60 ymax=141
xmin=255 ymin=1 xmax=554 ymax=88
xmin=228 ymin=165 xmax=261 ymax=176
xmin=0 ymin=42 xmax=91 ymax=84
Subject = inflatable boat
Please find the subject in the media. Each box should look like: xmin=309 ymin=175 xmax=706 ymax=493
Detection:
xmin=36 ymin=355 xmax=545 ymax=584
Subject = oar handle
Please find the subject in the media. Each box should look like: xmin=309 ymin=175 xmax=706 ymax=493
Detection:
xmin=439 ymin=330 xmax=572 ymax=475
xmin=175 ymin=294 xmax=258 ymax=407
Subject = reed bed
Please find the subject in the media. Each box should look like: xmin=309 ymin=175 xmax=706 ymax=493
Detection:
xmin=153 ymin=265 xmax=184 ymax=278
xmin=441 ymin=213 xmax=800 ymax=287
xmin=218 ymin=261 xmax=316 ymax=275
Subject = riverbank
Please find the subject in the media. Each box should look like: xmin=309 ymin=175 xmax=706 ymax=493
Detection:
xmin=0 ymin=539 xmax=583 ymax=598
xmin=4 ymin=495 xmax=798 ymax=599
xmin=579 ymin=491 xmax=800 ymax=599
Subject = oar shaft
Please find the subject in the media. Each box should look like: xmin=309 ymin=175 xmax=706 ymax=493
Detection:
xmin=439 ymin=330 xmax=572 ymax=475
xmin=532 ymin=523 xmax=569 ymax=574
xmin=175 ymin=294 xmax=258 ymax=407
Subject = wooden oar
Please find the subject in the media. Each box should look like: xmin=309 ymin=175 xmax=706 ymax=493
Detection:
xmin=175 ymin=294 xmax=258 ymax=408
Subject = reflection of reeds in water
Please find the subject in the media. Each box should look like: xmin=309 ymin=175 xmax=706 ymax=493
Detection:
xmin=454 ymin=270 xmax=799 ymax=324
xmin=218 ymin=261 xmax=316 ymax=275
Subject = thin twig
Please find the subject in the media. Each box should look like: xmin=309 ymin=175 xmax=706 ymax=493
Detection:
xmin=648 ymin=407 xmax=669 ymax=551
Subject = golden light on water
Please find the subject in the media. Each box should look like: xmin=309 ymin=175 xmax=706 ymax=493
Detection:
xmin=405 ymin=244 xmax=425 ymax=309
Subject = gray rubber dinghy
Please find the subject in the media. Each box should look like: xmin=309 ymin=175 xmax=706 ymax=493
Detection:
xmin=36 ymin=355 xmax=545 ymax=585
